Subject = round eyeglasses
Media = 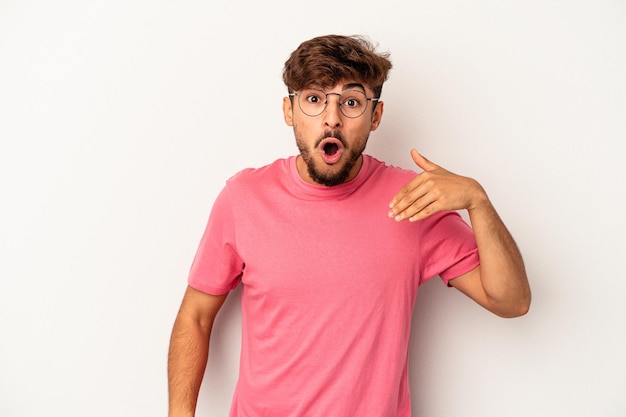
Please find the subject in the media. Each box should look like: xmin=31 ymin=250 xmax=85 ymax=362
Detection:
xmin=289 ymin=89 xmax=379 ymax=119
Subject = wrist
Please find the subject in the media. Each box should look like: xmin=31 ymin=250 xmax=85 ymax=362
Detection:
xmin=467 ymin=180 xmax=490 ymax=212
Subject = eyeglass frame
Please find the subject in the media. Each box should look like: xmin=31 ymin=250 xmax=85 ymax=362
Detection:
xmin=288 ymin=88 xmax=380 ymax=119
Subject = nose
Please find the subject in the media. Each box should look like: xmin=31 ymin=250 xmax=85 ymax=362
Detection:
xmin=323 ymin=93 xmax=342 ymax=128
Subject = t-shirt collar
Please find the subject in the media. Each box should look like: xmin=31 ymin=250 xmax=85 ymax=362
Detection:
xmin=287 ymin=154 xmax=372 ymax=199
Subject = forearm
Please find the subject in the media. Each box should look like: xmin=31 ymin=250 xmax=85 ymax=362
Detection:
xmin=388 ymin=150 xmax=531 ymax=316
xmin=467 ymin=190 xmax=531 ymax=316
xmin=167 ymin=316 xmax=211 ymax=417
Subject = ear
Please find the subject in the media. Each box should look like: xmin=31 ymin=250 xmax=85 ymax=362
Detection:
xmin=283 ymin=96 xmax=294 ymax=126
xmin=370 ymin=101 xmax=384 ymax=131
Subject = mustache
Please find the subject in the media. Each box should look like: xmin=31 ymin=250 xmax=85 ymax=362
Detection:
xmin=316 ymin=130 xmax=346 ymax=147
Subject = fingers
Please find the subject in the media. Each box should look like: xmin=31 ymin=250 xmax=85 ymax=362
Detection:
xmin=387 ymin=150 xmax=436 ymax=222
xmin=388 ymin=178 xmax=437 ymax=222
xmin=389 ymin=149 xmax=482 ymax=222
xmin=389 ymin=150 xmax=447 ymax=222
xmin=388 ymin=198 xmax=437 ymax=222
xmin=388 ymin=149 xmax=452 ymax=222
xmin=410 ymin=149 xmax=439 ymax=172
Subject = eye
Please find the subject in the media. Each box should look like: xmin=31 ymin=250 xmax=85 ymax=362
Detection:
xmin=341 ymin=91 xmax=365 ymax=108
xmin=343 ymin=97 xmax=360 ymax=108
xmin=305 ymin=92 xmax=324 ymax=104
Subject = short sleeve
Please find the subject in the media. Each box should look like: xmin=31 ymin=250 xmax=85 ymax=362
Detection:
xmin=187 ymin=186 xmax=244 ymax=295
xmin=419 ymin=211 xmax=480 ymax=286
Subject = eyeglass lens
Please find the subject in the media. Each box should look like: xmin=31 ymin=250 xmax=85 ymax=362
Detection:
xmin=297 ymin=89 xmax=371 ymax=118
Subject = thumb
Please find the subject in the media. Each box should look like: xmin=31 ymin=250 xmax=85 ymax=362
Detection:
xmin=410 ymin=149 xmax=439 ymax=172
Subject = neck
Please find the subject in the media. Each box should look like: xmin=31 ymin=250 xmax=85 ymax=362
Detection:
xmin=296 ymin=155 xmax=364 ymax=186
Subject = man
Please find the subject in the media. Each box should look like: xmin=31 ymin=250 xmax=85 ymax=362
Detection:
xmin=168 ymin=34 xmax=531 ymax=417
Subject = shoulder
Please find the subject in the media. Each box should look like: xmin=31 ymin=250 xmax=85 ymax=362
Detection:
xmin=227 ymin=157 xmax=291 ymax=188
xmin=363 ymin=154 xmax=418 ymax=187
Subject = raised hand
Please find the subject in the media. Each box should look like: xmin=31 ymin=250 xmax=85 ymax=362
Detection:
xmin=388 ymin=149 xmax=488 ymax=222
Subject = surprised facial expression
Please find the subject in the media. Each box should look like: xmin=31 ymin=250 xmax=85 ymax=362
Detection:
xmin=283 ymin=83 xmax=384 ymax=187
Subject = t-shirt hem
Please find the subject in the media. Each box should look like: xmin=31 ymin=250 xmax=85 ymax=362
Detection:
xmin=440 ymin=249 xmax=481 ymax=286
xmin=188 ymin=278 xmax=238 ymax=296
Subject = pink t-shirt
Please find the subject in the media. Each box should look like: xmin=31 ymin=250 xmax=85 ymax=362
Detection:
xmin=189 ymin=154 xmax=479 ymax=417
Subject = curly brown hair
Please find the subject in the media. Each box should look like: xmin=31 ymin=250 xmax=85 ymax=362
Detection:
xmin=282 ymin=34 xmax=392 ymax=98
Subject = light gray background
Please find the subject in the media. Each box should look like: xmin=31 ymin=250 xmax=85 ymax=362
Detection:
xmin=1 ymin=1 xmax=625 ymax=416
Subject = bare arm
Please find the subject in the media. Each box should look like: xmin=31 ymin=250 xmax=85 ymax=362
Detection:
xmin=388 ymin=149 xmax=531 ymax=317
xmin=449 ymin=199 xmax=530 ymax=317
xmin=168 ymin=286 xmax=228 ymax=417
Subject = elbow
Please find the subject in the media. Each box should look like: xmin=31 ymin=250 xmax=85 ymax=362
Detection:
xmin=495 ymin=291 xmax=532 ymax=318
xmin=500 ymin=303 xmax=530 ymax=319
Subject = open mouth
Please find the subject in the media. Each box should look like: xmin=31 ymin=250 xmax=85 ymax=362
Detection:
xmin=324 ymin=142 xmax=339 ymax=156
xmin=319 ymin=138 xmax=344 ymax=164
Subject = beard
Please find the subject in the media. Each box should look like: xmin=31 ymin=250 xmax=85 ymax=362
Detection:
xmin=295 ymin=129 xmax=368 ymax=187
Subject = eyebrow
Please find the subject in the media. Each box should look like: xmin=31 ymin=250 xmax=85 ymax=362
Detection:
xmin=342 ymin=83 xmax=366 ymax=92
xmin=303 ymin=83 xmax=368 ymax=94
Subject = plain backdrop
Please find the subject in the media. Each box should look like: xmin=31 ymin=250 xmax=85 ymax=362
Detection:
xmin=1 ymin=1 xmax=625 ymax=416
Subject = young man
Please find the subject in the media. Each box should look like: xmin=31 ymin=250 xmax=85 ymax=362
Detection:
xmin=168 ymin=34 xmax=531 ymax=417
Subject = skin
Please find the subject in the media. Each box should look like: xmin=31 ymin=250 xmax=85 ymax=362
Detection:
xmin=389 ymin=149 xmax=531 ymax=318
xmin=167 ymin=81 xmax=531 ymax=417
xmin=282 ymin=83 xmax=384 ymax=186
xmin=168 ymin=288 xmax=227 ymax=417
